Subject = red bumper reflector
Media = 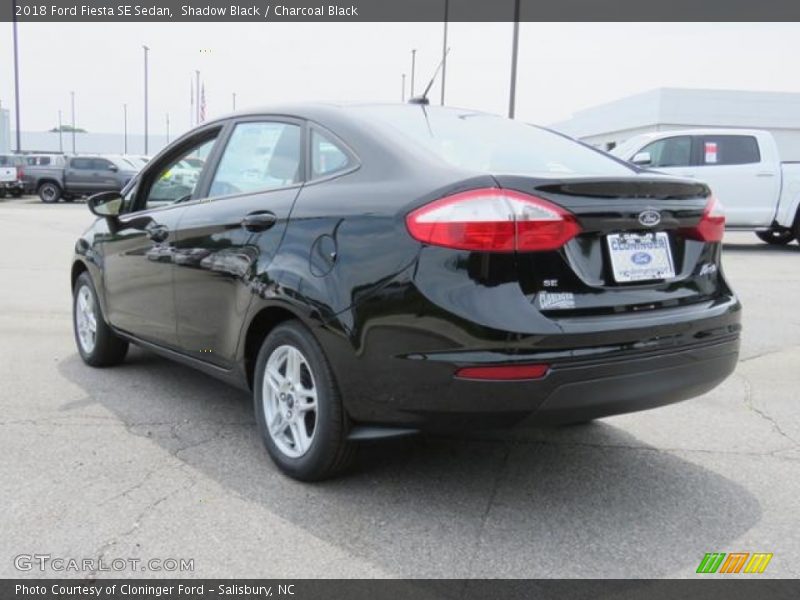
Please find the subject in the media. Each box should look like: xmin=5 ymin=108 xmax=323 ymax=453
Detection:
xmin=455 ymin=363 xmax=550 ymax=381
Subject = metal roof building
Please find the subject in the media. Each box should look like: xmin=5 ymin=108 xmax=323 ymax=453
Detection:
xmin=551 ymin=88 xmax=800 ymax=161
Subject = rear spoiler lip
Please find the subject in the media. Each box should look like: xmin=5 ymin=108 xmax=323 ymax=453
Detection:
xmin=492 ymin=174 xmax=711 ymax=200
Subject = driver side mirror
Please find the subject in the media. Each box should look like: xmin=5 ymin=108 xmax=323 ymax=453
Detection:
xmin=88 ymin=191 xmax=123 ymax=218
xmin=108 ymin=164 xmax=119 ymax=172
xmin=631 ymin=151 xmax=652 ymax=166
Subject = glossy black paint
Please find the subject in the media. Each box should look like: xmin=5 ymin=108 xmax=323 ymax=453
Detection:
xmin=73 ymin=103 xmax=741 ymax=435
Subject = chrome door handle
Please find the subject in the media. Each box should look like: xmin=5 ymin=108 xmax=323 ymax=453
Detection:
xmin=756 ymin=172 xmax=775 ymax=177
xmin=241 ymin=211 xmax=277 ymax=232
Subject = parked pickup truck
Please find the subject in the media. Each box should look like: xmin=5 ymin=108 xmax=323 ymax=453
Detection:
xmin=0 ymin=154 xmax=25 ymax=198
xmin=30 ymin=155 xmax=139 ymax=203
xmin=611 ymin=129 xmax=800 ymax=245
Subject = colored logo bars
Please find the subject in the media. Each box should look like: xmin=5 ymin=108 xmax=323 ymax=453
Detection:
xmin=696 ymin=552 xmax=773 ymax=574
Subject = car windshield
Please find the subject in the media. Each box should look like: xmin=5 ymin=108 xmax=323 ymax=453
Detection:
xmin=355 ymin=106 xmax=635 ymax=177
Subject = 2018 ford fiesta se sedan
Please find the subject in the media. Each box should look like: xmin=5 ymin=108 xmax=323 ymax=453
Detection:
xmin=71 ymin=103 xmax=741 ymax=480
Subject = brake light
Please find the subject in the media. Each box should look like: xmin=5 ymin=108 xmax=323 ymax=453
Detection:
xmin=16 ymin=166 xmax=24 ymax=180
xmin=406 ymin=188 xmax=581 ymax=252
xmin=455 ymin=363 xmax=550 ymax=381
xmin=683 ymin=196 xmax=725 ymax=242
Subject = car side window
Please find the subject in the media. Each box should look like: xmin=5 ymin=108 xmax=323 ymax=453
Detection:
xmin=311 ymin=129 xmax=351 ymax=179
xmin=70 ymin=157 xmax=93 ymax=170
xmin=640 ymin=136 xmax=692 ymax=168
xmin=208 ymin=121 xmax=301 ymax=199
xmin=698 ymin=135 xmax=760 ymax=166
xmin=93 ymin=158 xmax=115 ymax=171
xmin=139 ymin=136 xmax=218 ymax=210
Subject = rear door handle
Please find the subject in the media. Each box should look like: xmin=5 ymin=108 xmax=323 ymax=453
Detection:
xmin=146 ymin=224 xmax=169 ymax=242
xmin=756 ymin=172 xmax=775 ymax=177
xmin=241 ymin=211 xmax=277 ymax=232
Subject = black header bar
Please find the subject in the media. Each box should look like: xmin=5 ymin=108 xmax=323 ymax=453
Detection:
xmin=3 ymin=0 xmax=800 ymax=22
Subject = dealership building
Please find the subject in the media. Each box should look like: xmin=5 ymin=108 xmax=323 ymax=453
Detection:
xmin=551 ymin=88 xmax=800 ymax=161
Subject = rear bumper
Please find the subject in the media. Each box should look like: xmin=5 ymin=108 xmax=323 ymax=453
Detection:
xmin=345 ymin=335 xmax=739 ymax=432
xmin=321 ymin=293 xmax=741 ymax=432
xmin=0 ymin=181 xmax=23 ymax=190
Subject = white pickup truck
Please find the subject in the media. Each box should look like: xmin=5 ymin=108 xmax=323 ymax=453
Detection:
xmin=611 ymin=129 xmax=800 ymax=245
xmin=0 ymin=154 xmax=25 ymax=198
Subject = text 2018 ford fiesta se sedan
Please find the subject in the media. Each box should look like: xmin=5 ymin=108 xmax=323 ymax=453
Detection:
xmin=71 ymin=103 xmax=741 ymax=480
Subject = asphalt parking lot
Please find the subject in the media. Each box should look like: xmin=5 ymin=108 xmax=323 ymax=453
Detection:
xmin=1 ymin=195 xmax=798 ymax=579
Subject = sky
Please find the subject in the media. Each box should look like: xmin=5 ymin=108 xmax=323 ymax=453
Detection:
xmin=2 ymin=22 xmax=800 ymax=138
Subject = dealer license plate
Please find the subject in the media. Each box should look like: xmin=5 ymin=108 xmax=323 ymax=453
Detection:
xmin=607 ymin=232 xmax=676 ymax=283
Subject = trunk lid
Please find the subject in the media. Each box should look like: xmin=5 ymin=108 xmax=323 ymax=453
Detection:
xmin=493 ymin=175 xmax=727 ymax=316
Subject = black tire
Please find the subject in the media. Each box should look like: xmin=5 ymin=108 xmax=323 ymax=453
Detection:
xmin=0 ymin=190 xmax=6 ymax=199
xmin=72 ymin=272 xmax=129 ymax=367
xmin=38 ymin=181 xmax=61 ymax=203
xmin=755 ymin=229 xmax=793 ymax=245
xmin=253 ymin=320 xmax=354 ymax=481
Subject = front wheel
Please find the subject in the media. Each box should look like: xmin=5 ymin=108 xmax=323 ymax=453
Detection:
xmin=756 ymin=229 xmax=794 ymax=245
xmin=73 ymin=272 xmax=129 ymax=367
xmin=254 ymin=321 xmax=354 ymax=481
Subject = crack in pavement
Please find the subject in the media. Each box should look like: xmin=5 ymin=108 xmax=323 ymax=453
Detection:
xmin=738 ymin=372 xmax=799 ymax=449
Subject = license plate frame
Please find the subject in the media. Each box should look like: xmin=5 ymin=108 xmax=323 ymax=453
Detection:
xmin=606 ymin=231 xmax=676 ymax=283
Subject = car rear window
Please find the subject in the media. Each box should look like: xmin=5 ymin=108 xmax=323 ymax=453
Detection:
xmin=356 ymin=106 xmax=634 ymax=177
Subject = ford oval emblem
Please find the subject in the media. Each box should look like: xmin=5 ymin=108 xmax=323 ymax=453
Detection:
xmin=638 ymin=209 xmax=661 ymax=227
xmin=631 ymin=252 xmax=652 ymax=265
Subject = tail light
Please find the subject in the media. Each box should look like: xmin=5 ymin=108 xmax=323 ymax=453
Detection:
xmin=16 ymin=166 xmax=24 ymax=180
xmin=683 ymin=196 xmax=725 ymax=242
xmin=405 ymin=188 xmax=581 ymax=252
xmin=455 ymin=363 xmax=550 ymax=381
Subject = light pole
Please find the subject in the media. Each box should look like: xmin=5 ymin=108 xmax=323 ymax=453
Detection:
xmin=195 ymin=70 xmax=201 ymax=124
xmin=57 ymin=110 xmax=63 ymax=153
xmin=401 ymin=73 xmax=406 ymax=102
xmin=143 ymin=45 xmax=150 ymax=154
xmin=70 ymin=91 xmax=76 ymax=153
xmin=166 ymin=113 xmax=170 ymax=144
xmin=410 ymin=49 xmax=417 ymax=97
xmin=232 ymin=92 xmax=236 ymax=111
xmin=123 ymin=104 xmax=128 ymax=153
xmin=441 ymin=0 xmax=449 ymax=105
xmin=508 ymin=0 xmax=521 ymax=119
xmin=12 ymin=0 xmax=22 ymax=152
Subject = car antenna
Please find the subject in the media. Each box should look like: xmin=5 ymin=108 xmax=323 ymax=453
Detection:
xmin=408 ymin=48 xmax=450 ymax=106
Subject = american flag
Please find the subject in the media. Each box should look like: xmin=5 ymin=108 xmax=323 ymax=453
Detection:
xmin=200 ymin=84 xmax=207 ymax=123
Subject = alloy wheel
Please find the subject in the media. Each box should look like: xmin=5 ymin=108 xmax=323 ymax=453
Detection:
xmin=262 ymin=344 xmax=318 ymax=458
xmin=75 ymin=285 xmax=97 ymax=354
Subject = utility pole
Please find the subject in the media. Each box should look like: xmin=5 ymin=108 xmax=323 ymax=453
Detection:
xmin=143 ymin=45 xmax=150 ymax=154
xmin=410 ymin=49 xmax=417 ymax=97
xmin=57 ymin=110 xmax=63 ymax=153
xmin=508 ymin=0 xmax=521 ymax=119
xmin=441 ymin=0 xmax=449 ymax=105
xmin=70 ymin=91 xmax=76 ymax=153
xmin=12 ymin=0 xmax=22 ymax=152
xmin=195 ymin=70 xmax=201 ymax=124
xmin=166 ymin=113 xmax=170 ymax=144
xmin=123 ymin=104 xmax=128 ymax=153
xmin=401 ymin=73 xmax=406 ymax=102
xmin=232 ymin=92 xmax=236 ymax=111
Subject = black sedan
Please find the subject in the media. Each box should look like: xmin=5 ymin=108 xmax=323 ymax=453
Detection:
xmin=71 ymin=103 xmax=741 ymax=480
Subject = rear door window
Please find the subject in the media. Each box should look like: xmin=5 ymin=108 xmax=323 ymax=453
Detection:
xmin=640 ymin=136 xmax=692 ymax=168
xmin=697 ymin=135 xmax=760 ymax=166
xmin=208 ymin=121 xmax=302 ymax=198
xmin=70 ymin=158 xmax=93 ymax=170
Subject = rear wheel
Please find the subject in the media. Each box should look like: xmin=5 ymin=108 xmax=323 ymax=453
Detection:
xmin=73 ymin=272 xmax=129 ymax=367
xmin=38 ymin=182 xmax=61 ymax=203
xmin=254 ymin=320 xmax=354 ymax=481
xmin=756 ymin=229 xmax=794 ymax=245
